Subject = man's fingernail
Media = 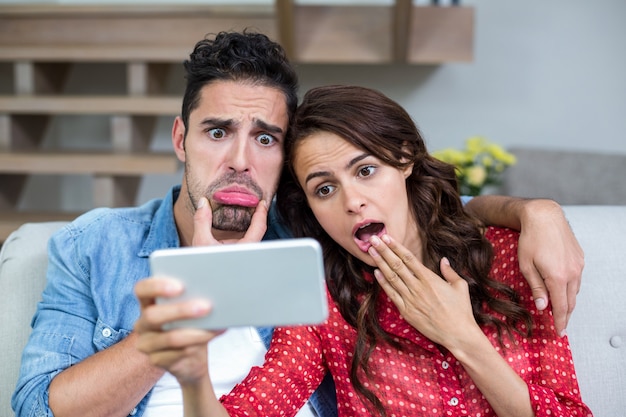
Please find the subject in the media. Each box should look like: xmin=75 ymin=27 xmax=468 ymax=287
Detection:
xmin=164 ymin=280 xmax=183 ymax=294
xmin=535 ymin=298 xmax=547 ymax=310
xmin=198 ymin=197 xmax=206 ymax=209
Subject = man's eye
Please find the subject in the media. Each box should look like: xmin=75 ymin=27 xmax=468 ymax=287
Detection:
xmin=257 ymin=133 xmax=276 ymax=146
xmin=209 ymin=128 xmax=226 ymax=140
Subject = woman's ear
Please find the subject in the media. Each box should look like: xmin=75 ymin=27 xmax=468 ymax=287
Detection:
xmin=402 ymin=163 xmax=414 ymax=179
xmin=400 ymin=143 xmax=414 ymax=178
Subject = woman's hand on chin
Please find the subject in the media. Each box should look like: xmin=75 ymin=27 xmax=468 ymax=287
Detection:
xmin=367 ymin=234 xmax=481 ymax=349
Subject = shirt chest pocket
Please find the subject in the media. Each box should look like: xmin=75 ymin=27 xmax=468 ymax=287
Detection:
xmin=93 ymin=318 xmax=131 ymax=350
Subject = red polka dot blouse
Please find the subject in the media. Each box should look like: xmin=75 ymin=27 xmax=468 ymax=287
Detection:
xmin=221 ymin=227 xmax=593 ymax=416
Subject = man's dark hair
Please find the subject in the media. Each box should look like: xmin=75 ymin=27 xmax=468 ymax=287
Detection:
xmin=181 ymin=30 xmax=299 ymax=132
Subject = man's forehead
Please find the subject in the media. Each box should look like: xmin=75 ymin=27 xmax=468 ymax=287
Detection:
xmin=196 ymin=81 xmax=288 ymax=123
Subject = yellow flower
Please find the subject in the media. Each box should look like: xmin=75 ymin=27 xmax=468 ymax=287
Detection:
xmin=465 ymin=165 xmax=487 ymax=187
xmin=432 ymin=136 xmax=516 ymax=196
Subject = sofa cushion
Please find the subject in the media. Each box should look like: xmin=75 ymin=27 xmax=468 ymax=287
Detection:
xmin=564 ymin=205 xmax=626 ymax=416
xmin=0 ymin=221 xmax=67 ymax=417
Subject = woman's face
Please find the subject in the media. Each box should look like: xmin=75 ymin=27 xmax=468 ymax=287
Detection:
xmin=293 ymin=131 xmax=423 ymax=266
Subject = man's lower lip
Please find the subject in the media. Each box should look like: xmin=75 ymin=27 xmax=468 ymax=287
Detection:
xmin=213 ymin=191 xmax=259 ymax=207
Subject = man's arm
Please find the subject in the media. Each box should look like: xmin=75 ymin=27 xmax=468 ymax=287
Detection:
xmin=49 ymin=333 xmax=164 ymax=417
xmin=12 ymin=226 xmax=164 ymax=417
xmin=464 ymin=196 xmax=584 ymax=336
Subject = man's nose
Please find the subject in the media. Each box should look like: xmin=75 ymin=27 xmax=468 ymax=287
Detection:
xmin=227 ymin=137 xmax=251 ymax=172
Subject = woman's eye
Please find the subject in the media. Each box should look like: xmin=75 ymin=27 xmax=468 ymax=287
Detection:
xmin=208 ymin=128 xmax=226 ymax=140
xmin=257 ymin=133 xmax=276 ymax=146
xmin=359 ymin=166 xmax=375 ymax=177
xmin=316 ymin=184 xmax=334 ymax=197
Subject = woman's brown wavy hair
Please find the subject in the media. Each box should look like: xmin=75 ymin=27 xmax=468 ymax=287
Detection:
xmin=276 ymin=85 xmax=532 ymax=416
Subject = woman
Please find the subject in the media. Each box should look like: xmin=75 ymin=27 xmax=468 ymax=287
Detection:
xmin=135 ymin=85 xmax=592 ymax=417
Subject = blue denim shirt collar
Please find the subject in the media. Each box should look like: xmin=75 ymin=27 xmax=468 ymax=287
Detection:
xmin=138 ymin=185 xmax=181 ymax=257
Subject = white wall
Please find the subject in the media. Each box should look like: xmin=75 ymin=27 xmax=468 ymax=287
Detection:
xmin=9 ymin=0 xmax=626 ymax=210
xmin=296 ymin=0 xmax=626 ymax=155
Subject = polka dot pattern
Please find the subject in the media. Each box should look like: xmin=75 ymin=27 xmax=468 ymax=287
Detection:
xmin=220 ymin=227 xmax=593 ymax=417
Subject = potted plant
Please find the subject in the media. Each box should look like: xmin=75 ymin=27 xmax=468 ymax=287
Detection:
xmin=433 ymin=136 xmax=517 ymax=196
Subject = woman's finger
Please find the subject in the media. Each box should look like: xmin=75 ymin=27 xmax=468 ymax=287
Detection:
xmin=368 ymin=235 xmax=412 ymax=294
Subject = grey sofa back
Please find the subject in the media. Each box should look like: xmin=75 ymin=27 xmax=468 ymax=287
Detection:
xmin=502 ymin=148 xmax=626 ymax=205
xmin=1 ymin=207 xmax=625 ymax=416
xmin=0 ymin=222 xmax=68 ymax=417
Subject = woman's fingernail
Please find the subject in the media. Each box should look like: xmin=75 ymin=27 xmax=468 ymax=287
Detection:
xmin=370 ymin=235 xmax=381 ymax=246
xmin=442 ymin=257 xmax=450 ymax=266
xmin=382 ymin=234 xmax=391 ymax=244
xmin=535 ymin=298 xmax=547 ymax=310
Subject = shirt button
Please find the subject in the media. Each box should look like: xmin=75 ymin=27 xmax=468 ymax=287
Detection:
xmin=610 ymin=335 xmax=622 ymax=348
xmin=102 ymin=328 xmax=112 ymax=338
xmin=441 ymin=361 xmax=450 ymax=369
xmin=449 ymin=397 xmax=459 ymax=406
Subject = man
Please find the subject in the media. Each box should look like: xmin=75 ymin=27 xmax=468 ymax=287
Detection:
xmin=12 ymin=31 xmax=582 ymax=417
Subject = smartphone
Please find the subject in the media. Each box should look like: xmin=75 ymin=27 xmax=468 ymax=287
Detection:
xmin=149 ymin=238 xmax=328 ymax=330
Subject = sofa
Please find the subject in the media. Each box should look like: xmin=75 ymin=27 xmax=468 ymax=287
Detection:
xmin=1 ymin=207 xmax=625 ymax=417
xmin=502 ymin=147 xmax=626 ymax=205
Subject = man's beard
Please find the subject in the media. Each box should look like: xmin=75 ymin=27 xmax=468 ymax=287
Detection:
xmin=211 ymin=204 xmax=254 ymax=233
xmin=186 ymin=168 xmax=263 ymax=233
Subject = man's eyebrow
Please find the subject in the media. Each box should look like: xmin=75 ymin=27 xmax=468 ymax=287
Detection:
xmin=200 ymin=117 xmax=234 ymax=128
xmin=304 ymin=153 xmax=370 ymax=185
xmin=254 ymin=119 xmax=284 ymax=135
xmin=198 ymin=118 xmax=283 ymax=135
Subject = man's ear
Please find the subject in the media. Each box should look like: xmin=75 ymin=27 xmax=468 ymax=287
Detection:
xmin=172 ymin=116 xmax=186 ymax=163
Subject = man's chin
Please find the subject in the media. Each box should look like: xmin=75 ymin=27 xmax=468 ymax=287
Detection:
xmin=212 ymin=206 xmax=254 ymax=233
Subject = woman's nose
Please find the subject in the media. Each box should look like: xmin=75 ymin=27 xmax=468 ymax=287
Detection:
xmin=344 ymin=187 xmax=367 ymax=214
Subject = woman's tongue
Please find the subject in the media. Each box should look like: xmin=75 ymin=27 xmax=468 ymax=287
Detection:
xmin=355 ymin=223 xmax=385 ymax=252
xmin=213 ymin=188 xmax=260 ymax=207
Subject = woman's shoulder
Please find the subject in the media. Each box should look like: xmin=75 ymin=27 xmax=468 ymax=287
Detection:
xmin=484 ymin=226 xmax=520 ymax=252
xmin=485 ymin=226 xmax=523 ymax=285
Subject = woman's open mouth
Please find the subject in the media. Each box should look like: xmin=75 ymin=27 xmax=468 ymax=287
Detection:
xmin=354 ymin=221 xmax=386 ymax=253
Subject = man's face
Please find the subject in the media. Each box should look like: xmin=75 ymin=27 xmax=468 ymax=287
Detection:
xmin=173 ymin=80 xmax=289 ymax=239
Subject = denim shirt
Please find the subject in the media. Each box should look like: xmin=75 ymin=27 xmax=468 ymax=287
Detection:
xmin=12 ymin=186 xmax=337 ymax=417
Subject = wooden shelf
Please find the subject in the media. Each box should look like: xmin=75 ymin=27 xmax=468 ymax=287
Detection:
xmin=0 ymin=3 xmax=474 ymax=65
xmin=0 ymin=151 xmax=179 ymax=175
xmin=0 ymin=45 xmax=187 ymax=62
xmin=0 ymin=96 xmax=180 ymax=115
xmin=0 ymin=1 xmax=474 ymax=241
xmin=0 ymin=211 xmax=79 ymax=243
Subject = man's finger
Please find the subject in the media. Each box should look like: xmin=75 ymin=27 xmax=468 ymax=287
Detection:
xmin=241 ymin=200 xmax=269 ymax=243
xmin=521 ymin=264 xmax=549 ymax=311
xmin=192 ymin=197 xmax=217 ymax=246
xmin=135 ymin=277 xmax=184 ymax=309
xmin=548 ymin=279 xmax=577 ymax=337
